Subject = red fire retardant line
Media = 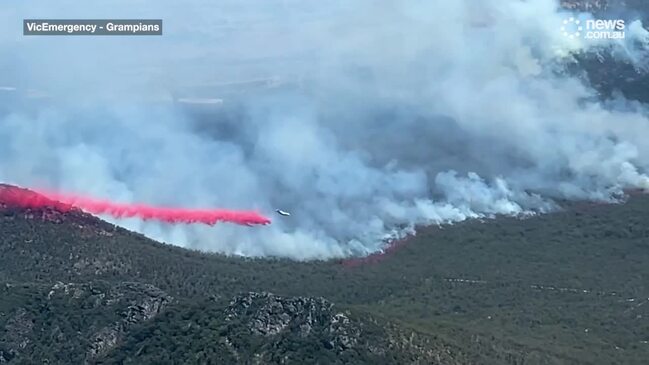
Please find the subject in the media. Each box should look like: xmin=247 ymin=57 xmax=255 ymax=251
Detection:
xmin=0 ymin=185 xmax=271 ymax=227
xmin=341 ymin=236 xmax=412 ymax=267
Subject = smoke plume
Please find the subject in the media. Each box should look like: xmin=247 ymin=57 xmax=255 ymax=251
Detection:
xmin=1 ymin=0 xmax=648 ymax=259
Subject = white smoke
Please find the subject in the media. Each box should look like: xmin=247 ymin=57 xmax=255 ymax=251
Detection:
xmin=1 ymin=0 xmax=648 ymax=259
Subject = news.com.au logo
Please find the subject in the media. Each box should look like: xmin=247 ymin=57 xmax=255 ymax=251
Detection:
xmin=561 ymin=17 xmax=625 ymax=39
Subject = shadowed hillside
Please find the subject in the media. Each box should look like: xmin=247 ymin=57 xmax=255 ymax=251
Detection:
xmin=1 ymin=186 xmax=649 ymax=363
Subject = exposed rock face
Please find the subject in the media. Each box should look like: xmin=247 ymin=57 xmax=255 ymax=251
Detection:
xmin=224 ymin=292 xmax=361 ymax=353
xmin=40 ymin=281 xmax=173 ymax=362
xmin=218 ymin=292 xmax=469 ymax=364
xmin=83 ymin=283 xmax=173 ymax=362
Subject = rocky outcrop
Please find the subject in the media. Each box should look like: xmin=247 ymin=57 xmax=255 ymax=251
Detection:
xmin=42 ymin=281 xmax=172 ymax=362
xmin=84 ymin=283 xmax=172 ymax=362
xmin=220 ymin=292 xmax=469 ymax=364
xmin=224 ymin=292 xmax=361 ymax=355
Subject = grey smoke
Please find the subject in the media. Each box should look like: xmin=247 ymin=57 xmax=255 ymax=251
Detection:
xmin=0 ymin=0 xmax=648 ymax=259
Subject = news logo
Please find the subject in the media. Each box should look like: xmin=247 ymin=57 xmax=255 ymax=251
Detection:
xmin=561 ymin=16 xmax=625 ymax=40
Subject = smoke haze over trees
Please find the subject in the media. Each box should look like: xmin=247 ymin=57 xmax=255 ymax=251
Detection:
xmin=1 ymin=0 xmax=648 ymax=258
